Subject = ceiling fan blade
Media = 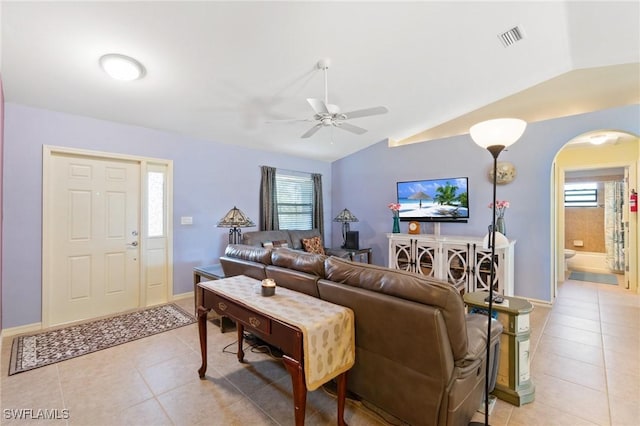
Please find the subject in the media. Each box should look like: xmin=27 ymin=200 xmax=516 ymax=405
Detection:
xmin=335 ymin=122 xmax=367 ymax=135
xmin=342 ymin=106 xmax=389 ymax=119
xmin=265 ymin=118 xmax=313 ymax=124
xmin=307 ymin=98 xmax=329 ymax=114
xmin=301 ymin=123 xmax=323 ymax=138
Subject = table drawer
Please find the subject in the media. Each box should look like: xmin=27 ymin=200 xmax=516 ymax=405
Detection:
xmin=208 ymin=293 xmax=271 ymax=335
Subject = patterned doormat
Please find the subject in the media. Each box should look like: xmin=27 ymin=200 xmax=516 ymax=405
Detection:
xmin=9 ymin=303 xmax=195 ymax=375
xmin=569 ymin=271 xmax=619 ymax=285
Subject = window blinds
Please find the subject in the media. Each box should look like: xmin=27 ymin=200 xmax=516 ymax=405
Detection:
xmin=275 ymin=171 xmax=313 ymax=230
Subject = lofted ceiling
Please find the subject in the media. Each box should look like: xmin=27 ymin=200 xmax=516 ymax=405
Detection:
xmin=1 ymin=1 xmax=639 ymax=162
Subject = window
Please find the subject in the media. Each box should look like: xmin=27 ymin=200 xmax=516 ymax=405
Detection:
xmin=564 ymin=183 xmax=597 ymax=207
xmin=275 ymin=170 xmax=313 ymax=229
xmin=147 ymin=171 xmax=165 ymax=237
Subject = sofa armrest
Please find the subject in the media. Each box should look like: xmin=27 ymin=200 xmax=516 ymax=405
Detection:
xmin=463 ymin=313 xmax=503 ymax=363
xmin=220 ymin=256 xmax=268 ymax=281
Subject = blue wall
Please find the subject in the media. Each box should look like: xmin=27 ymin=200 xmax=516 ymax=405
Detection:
xmin=2 ymin=103 xmax=332 ymax=328
xmin=331 ymin=105 xmax=640 ymax=302
xmin=3 ymin=103 xmax=639 ymax=327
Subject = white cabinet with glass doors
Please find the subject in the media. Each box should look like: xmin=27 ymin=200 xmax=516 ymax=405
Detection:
xmin=387 ymin=233 xmax=515 ymax=296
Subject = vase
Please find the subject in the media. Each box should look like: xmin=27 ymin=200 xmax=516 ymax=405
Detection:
xmin=392 ymin=216 xmax=401 ymax=233
xmin=495 ymin=216 xmax=506 ymax=236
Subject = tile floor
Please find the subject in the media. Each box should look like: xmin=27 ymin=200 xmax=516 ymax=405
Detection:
xmin=1 ymin=276 xmax=638 ymax=425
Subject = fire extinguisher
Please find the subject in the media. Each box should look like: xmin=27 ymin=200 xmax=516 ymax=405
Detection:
xmin=631 ymin=189 xmax=638 ymax=213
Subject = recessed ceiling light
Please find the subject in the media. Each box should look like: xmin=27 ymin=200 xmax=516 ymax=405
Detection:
xmin=99 ymin=53 xmax=145 ymax=81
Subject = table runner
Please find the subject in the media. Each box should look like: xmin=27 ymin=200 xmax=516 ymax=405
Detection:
xmin=199 ymin=275 xmax=355 ymax=390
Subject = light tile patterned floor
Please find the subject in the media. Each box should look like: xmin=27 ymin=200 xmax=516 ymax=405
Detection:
xmin=2 ymin=277 xmax=638 ymax=425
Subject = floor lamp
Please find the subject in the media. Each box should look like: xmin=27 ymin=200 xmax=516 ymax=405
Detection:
xmin=469 ymin=118 xmax=526 ymax=426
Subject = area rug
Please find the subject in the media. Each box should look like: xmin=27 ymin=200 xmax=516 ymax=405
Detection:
xmin=9 ymin=303 xmax=195 ymax=375
xmin=569 ymin=271 xmax=619 ymax=285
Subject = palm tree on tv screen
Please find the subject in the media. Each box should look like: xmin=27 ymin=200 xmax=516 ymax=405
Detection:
xmin=434 ymin=182 xmax=460 ymax=205
xmin=457 ymin=191 xmax=468 ymax=207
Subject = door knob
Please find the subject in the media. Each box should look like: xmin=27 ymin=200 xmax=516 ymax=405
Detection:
xmin=127 ymin=241 xmax=138 ymax=247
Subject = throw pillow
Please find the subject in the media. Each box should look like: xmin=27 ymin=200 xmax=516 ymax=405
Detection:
xmin=272 ymin=240 xmax=289 ymax=248
xmin=302 ymin=236 xmax=325 ymax=255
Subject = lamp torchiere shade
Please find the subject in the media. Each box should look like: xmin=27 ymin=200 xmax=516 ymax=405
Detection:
xmin=217 ymin=206 xmax=256 ymax=244
xmin=333 ymin=208 xmax=359 ymax=247
xmin=470 ymin=118 xmax=527 ymax=149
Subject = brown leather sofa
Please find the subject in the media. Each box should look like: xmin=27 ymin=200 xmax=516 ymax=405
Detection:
xmin=241 ymin=228 xmax=349 ymax=258
xmin=219 ymin=244 xmax=502 ymax=426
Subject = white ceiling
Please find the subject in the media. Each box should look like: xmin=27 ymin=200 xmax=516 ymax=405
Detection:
xmin=2 ymin=1 xmax=639 ymax=162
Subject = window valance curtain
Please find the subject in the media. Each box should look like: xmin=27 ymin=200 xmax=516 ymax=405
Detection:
xmin=312 ymin=173 xmax=324 ymax=237
xmin=260 ymin=166 xmax=278 ymax=231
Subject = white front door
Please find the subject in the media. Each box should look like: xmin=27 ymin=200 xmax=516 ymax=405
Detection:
xmin=47 ymin=153 xmax=141 ymax=326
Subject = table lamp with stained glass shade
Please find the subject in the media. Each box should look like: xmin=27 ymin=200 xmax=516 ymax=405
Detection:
xmin=217 ymin=206 xmax=256 ymax=244
xmin=333 ymin=208 xmax=359 ymax=248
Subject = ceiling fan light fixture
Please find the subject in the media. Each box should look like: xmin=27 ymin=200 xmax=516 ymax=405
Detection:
xmin=275 ymin=58 xmax=389 ymax=139
xmin=99 ymin=53 xmax=145 ymax=81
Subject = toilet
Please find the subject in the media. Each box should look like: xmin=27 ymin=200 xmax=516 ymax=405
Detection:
xmin=564 ymin=249 xmax=576 ymax=272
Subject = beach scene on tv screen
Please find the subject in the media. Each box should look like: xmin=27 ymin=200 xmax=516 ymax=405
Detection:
xmin=397 ymin=177 xmax=469 ymax=218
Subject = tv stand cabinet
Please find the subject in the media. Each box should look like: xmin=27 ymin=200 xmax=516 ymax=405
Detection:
xmin=387 ymin=233 xmax=515 ymax=296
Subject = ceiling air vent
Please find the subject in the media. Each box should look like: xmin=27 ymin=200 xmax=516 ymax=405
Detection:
xmin=498 ymin=26 xmax=524 ymax=47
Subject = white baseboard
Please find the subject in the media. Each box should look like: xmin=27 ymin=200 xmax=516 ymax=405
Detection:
xmin=172 ymin=291 xmax=194 ymax=301
xmin=2 ymin=322 xmax=43 ymax=337
xmin=529 ymin=298 xmax=554 ymax=307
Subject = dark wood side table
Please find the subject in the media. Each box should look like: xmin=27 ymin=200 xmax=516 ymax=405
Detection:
xmin=332 ymin=247 xmax=372 ymax=264
xmin=193 ymin=264 xmax=233 ymax=332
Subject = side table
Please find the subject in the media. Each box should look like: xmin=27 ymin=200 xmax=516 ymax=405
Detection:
xmin=332 ymin=247 xmax=372 ymax=264
xmin=463 ymin=291 xmax=535 ymax=406
xmin=193 ymin=264 xmax=233 ymax=332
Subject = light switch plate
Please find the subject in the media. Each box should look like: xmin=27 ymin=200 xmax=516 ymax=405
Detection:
xmin=181 ymin=216 xmax=193 ymax=225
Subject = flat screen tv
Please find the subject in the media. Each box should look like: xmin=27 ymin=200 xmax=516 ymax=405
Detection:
xmin=396 ymin=177 xmax=469 ymax=222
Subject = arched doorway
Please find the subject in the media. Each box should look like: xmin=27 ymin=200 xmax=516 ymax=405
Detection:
xmin=551 ymin=130 xmax=639 ymax=299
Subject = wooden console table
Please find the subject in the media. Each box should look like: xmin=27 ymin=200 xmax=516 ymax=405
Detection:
xmin=197 ymin=275 xmax=355 ymax=425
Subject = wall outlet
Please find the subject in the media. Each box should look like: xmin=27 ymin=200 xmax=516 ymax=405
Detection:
xmin=573 ymin=240 xmax=584 ymax=247
xmin=181 ymin=216 xmax=193 ymax=225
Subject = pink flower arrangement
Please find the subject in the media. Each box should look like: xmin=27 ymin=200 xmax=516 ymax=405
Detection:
xmin=388 ymin=202 xmax=401 ymax=217
xmin=488 ymin=200 xmax=509 ymax=218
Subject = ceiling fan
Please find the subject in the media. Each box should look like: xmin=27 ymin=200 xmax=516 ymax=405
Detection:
xmin=275 ymin=58 xmax=389 ymax=139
